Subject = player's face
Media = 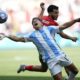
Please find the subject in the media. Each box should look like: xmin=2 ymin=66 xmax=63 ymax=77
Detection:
xmin=50 ymin=9 xmax=59 ymax=20
xmin=32 ymin=18 xmax=43 ymax=30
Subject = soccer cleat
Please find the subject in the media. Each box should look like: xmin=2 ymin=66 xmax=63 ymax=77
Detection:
xmin=17 ymin=65 xmax=26 ymax=73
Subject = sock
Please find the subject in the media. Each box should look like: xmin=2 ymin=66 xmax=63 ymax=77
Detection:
xmin=68 ymin=71 xmax=76 ymax=80
xmin=24 ymin=65 xmax=33 ymax=70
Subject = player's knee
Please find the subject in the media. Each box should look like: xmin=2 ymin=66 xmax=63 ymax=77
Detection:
xmin=71 ymin=68 xmax=79 ymax=75
xmin=42 ymin=68 xmax=47 ymax=72
xmin=41 ymin=66 xmax=48 ymax=72
xmin=73 ymin=68 xmax=79 ymax=74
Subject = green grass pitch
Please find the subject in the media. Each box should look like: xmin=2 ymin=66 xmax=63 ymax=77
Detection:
xmin=0 ymin=47 xmax=80 ymax=80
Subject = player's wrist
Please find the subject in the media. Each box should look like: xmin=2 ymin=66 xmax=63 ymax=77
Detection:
xmin=74 ymin=18 xmax=80 ymax=22
xmin=74 ymin=19 xmax=77 ymax=22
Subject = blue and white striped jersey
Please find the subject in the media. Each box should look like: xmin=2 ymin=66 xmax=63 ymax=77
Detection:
xmin=24 ymin=26 xmax=64 ymax=62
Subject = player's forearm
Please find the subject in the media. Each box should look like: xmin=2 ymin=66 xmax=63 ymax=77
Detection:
xmin=7 ymin=35 xmax=25 ymax=42
xmin=60 ymin=32 xmax=72 ymax=40
xmin=62 ymin=19 xmax=77 ymax=28
xmin=38 ymin=2 xmax=45 ymax=19
xmin=60 ymin=18 xmax=80 ymax=30
xmin=38 ymin=9 xmax=44 ymax=19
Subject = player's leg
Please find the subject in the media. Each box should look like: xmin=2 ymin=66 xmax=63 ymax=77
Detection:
xmin=65 ymin=63 xmax=78 ymax=80
xmin=60 ymin=55 xmax=78 ymax=80
xmin=64 ymin=67 xmax=69 ymax=76
xmin=17 ymin=54 xmax=48 ymax=73
xmin=24 ymin=55 xmax=48 ymax=72
xmin=38 ymin=54 xmax=48 ymax=72
xmin=47 ymin=61 xmax=63 ymax=80
xmin=64 ymin=65 xmax=78 ymax=80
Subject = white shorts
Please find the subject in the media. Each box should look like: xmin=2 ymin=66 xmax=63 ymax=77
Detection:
xmin=47 ymin=54 xmax=72 ymax=76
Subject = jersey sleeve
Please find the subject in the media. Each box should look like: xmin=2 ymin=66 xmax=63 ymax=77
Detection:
xmin=49 ymin=26 xmax=60 ymax=33
xmin=23 ymin=32 xmax=33 ymax=42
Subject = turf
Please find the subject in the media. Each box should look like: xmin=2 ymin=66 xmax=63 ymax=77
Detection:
xmin=0 ymin=47 xmax=80 ymax=80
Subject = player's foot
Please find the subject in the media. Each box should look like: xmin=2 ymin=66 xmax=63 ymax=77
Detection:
xmin=64 ymin=78 xmax=68 ymax=80
xmin=17 ymin=65 xmax=26 ymax=73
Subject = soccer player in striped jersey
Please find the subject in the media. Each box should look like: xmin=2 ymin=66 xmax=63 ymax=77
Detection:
xmin=0 ymin=17 xmax=80 ymax=80
xmin=17 ymin=3 xmax=79 ymax=77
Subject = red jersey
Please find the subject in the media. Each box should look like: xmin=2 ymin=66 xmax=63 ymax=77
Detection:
xmin=41 ymin=16 xmax=58 ymax=26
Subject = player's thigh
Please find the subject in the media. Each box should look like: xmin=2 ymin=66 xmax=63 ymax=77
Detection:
xmin=65 ymin=63 xmax=78 ymax=74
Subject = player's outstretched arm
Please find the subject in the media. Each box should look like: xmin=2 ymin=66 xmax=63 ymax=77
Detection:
xmin=38 ymin=2 xmax=45 ymax=19
xmin=0 ymin=33 xmax=32 ymax=42
xmin=59 ymin=18 xmax=80 ymax=30
xmin=60 ymin=18 xmax=80 ymax=30
xmin=0 ymin=33 xmax=25 ymax=42
xmin=7 ymin=35 xmax=25 ymax=42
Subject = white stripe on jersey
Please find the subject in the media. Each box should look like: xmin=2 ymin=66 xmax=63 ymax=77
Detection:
xmin=24 ymin=26 xmax=64 ymax=62
xmin=34 ymin=27 xmax=62 ymax=61
xmin=35 ymin=31 xmax=56 ymax=61
xmin=44 ymin=27 xmax=62 ymax=53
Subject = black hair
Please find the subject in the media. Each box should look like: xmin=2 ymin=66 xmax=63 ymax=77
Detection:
xmin=47 ymin=5 xmax=58 ymax=13
xmin=32 ymin=17 xmax=42 ymax=25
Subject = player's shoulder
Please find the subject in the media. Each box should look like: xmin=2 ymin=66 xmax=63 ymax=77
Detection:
xmin=41 ymin=16 xmax=49 ymax=19
xmin=27 ymin=31 xmax=35 ymax=36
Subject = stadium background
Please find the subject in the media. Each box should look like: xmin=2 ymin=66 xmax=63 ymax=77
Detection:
xmin=0 ymin=0 xmax=80 ymax=49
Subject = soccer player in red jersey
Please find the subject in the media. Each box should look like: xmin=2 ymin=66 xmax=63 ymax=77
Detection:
xmin=39 ymin=3 xmax=58 ymax=26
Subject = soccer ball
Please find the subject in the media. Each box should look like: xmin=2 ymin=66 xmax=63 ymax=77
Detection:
xmin=0 ymin=10 xmax=8 ymax=24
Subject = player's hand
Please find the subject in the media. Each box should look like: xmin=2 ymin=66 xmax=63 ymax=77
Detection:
xmin=75 ymin=18 xmax=80 ymax=22
xmin=71 ymin=37 xmax=78 ymax=42
xmin=40 ymin=2 xmax=45 ymax=10
xmin=0 ymin=33 xmax=6 ymax=40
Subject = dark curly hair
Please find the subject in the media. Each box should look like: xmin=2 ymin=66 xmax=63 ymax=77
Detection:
xmin=47 ymin=5 xmax=58 ymax=13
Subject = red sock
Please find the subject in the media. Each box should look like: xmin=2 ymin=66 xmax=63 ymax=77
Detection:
xmin=25 ymin=65 xmax=33 ymax=70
